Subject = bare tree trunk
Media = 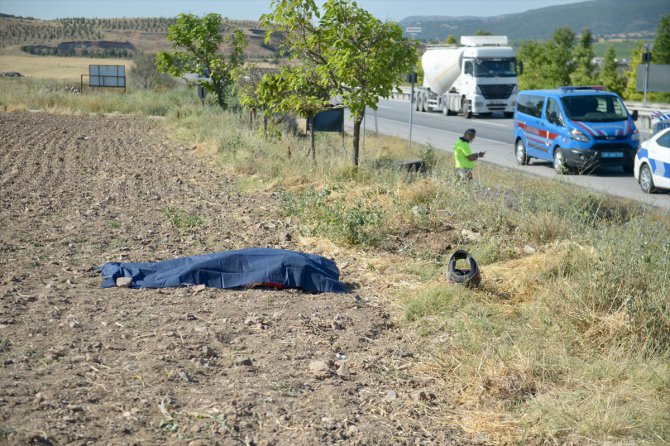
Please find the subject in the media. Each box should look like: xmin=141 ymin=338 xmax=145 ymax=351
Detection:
xmin=310 ymin=112 xmax=316 ymax=162
xmin=213 ymin=81 xmax=225 ymax=109
xmin=352 ymin=115 xmax=362 ymax=167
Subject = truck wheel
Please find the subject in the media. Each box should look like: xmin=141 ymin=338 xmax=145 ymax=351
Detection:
xmin=515 ymin=139 xmax=529 ymax=165
xmin=553 ymin=148 xmax=570 ymax=174
xmin=462 ymin=102 xmax=472 ymax=119
xmin=639 ymin=164 xmax=656 ymax=194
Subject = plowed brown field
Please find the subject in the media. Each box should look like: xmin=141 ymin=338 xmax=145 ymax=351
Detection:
xmin=0 ymin=112 xmax=475 ymax=445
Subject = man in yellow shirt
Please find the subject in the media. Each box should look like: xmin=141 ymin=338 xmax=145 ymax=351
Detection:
xmin=454 ymin=128 xmax=485 ymax=180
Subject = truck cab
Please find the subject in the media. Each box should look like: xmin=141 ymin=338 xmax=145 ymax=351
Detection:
xmin=458 ymin=38 xmax=518 ymax=117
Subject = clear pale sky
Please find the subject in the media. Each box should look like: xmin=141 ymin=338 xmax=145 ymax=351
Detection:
xmin=0 ymin=0 xmax=588 ymax=22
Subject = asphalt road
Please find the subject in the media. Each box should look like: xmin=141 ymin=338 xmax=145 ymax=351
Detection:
xmin=348 ymin=98 xmax=670 ymax=212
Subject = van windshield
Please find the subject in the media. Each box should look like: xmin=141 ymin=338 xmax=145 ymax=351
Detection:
xmin=561 ymin=95 xmax=629 ymax=122
xmin=474 ymin=58 xmax=517 ymax=78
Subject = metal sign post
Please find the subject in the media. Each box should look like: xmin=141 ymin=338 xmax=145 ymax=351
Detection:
xmin=404 ymin=26 xmax=421 ymax=151
xmin=407 ymin=72 xmax=417 ymax=150
xmin=642 ymin=46 xmax=652 ymax=107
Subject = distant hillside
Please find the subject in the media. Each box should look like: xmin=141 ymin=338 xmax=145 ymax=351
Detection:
xmin=0 ymin=15 xmax=279 ymax=61
xmin=400 ymin=0 xmax=669 ymax=42
xmin=2 ymin=0 xmax=668 ymax=61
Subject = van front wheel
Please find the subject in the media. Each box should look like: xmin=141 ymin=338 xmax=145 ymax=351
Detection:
xmin=553 ymin=148 xmax=570 ymax=174
xmin=515 ymin=139 xmax=529 ymax=165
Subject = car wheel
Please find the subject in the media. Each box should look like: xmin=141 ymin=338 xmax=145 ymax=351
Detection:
xmin=622 ymin=163 xmax=634 ymax=175
xmin=553 ymin=148 xmax=569 ymax=174
xmin=639 ymin=164 xmax=656 ymax=194
xmin=515 ymin=139 xmax=529 ymax=165
xmin=504 ymin=112 xmax=514 ymax=118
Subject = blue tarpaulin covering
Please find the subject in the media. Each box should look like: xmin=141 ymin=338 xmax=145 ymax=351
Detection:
xmin=100 ymin=248 xmax=347 ymax=293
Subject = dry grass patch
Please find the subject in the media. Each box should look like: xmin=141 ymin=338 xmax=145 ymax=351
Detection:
xmin=0 ymin=51 xmax=132 ymax=81
xmin=482 ymin=241 xmax=596 ymax=303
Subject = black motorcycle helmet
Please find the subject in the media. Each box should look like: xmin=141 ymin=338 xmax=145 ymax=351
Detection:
xmin=446 ymin=250 xmax=481 ymax=286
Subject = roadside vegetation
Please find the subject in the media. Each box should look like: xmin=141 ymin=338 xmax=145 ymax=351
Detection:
xmin=1 ymin=2 xmax=669 ymax=444
xmin=2 ymin=74 xmax=668 ymax=444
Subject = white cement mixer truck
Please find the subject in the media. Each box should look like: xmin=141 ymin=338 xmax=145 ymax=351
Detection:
xmin=415 ymin=35 xmax=519 ymax=119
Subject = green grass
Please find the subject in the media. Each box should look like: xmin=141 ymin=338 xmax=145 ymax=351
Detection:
xmin=593 ymin=40 xmax=650 ymax=60
xmin=0 ymin=77 xmax=203 ymax=116
xmin=3 ymin=78 xmax=669 ymax=445
xmin=161 ymin=207 xmax=206 ymax=231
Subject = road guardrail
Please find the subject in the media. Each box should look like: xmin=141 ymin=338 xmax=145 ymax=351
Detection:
xmin=390 ymin=87 xmax=669 ymax=130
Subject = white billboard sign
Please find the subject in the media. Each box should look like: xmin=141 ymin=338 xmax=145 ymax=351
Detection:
xmin=636 ymin=64 xmax=670 ymax=92
xmin=89 ymin=65 xmax=126 ymax=88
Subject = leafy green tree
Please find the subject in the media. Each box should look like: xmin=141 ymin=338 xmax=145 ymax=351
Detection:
xmin=623 ymin=41 xmax=644 ymax=101
xmin=546 ymin=27 xmax=576 ymax=87
xmin=256 ymin=66 xmax=332 ymax=159
xmin=155 ymin=13 xmax=246 ymax=109
xmin=130 ymin=52 xmax=177 ymax=91
xmin=237 ymin=66 xmax=266 ymax=130
xmin=652 ymin=14 xmax=670 ymax=64
xmin=517 ymin=40 xmax=551 ymax=89
xmin=570 ymin=29 xmax=595 ymax=86
xmin=261 ymin=0 xmax=418 ymax=167
xmin=444 ymin=35 xmax=457 ymax=45
xmin=651 ymin=14 xmax=670 ymax=102
xmin=598 ymin=46 xmax=625 ymax=96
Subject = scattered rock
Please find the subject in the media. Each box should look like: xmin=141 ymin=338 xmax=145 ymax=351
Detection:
xmin=115 ymin=277 xmax=132 ymax=288
xmin=410 ymin=390 xmax=437 ymax=402
xmin=461 ymin=228 xmax=482 ymax=241
xmin=202 ymin=345 xmax=217 ymax=358
xmin=192 ymin=284 xmax=206 ymax=293
xmin=384 ymin=390 xmax=398 ymax=401
xmin=235 ymin=357 xmax=253 ymax=367
xmin=395 ymin=348 xmax=414 ymax=358
xmin=335 ymin=362 xmax=349 ymax=378
xmin=309 ymin=360 xmax=331 ymax=378
xmin=179 ymin=371 xmax=194 ymax=383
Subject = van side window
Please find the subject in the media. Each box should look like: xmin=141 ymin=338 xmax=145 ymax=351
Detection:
xmin=517 ymin=94 xmax=544 ymax=118
xmin=546 ymin=98 xmax=564 ymax=127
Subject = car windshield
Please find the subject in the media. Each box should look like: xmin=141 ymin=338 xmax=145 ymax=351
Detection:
xmin=473 ymin=58 xmax=517 ymax=78
xmin=561 ymin=95 xmax=629 ymax=122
